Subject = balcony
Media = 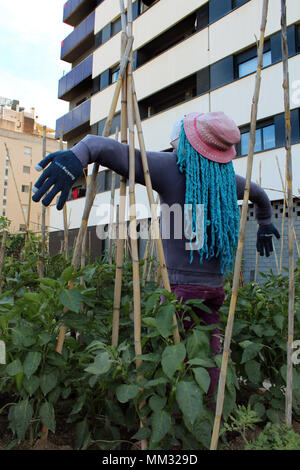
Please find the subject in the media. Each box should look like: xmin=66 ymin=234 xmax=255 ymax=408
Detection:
xmin=61 ymin=11 xmax=95 ymax=63
xmin=55 ymin=99 xmax=91 ymax=140
xmin=63 ymin=0 xmax=103 ymax=27
xmin=58 ymin=54 xmax=93 ymax=101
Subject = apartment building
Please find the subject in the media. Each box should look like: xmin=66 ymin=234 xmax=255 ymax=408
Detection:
xmin=0 ymin=98 xmax=63 ymax=233
xmin=52 ymin=0 xmax=300 ymax=281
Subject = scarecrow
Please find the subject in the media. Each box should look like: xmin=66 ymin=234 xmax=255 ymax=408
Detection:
xmin=32 ymin=111 xmax=280 ymax=395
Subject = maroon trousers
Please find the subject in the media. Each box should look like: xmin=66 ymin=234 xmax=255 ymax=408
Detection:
xmin=170 ymin=284 xmax=225 ymax=397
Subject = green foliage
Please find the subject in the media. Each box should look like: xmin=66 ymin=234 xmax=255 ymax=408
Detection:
xmin=245 ymin=423 xmax=300 ymax=450
xmin=220 ymin=259 xmax=300 ymax=425
xmin=0 ymin=232 xmax=299 ymax=450
xmin=223 ymin=404 xmax=261 ymax=444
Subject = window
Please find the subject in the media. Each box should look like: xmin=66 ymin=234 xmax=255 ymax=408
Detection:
xmin=296 ymin=24 xmax=300 ymax=52
xmin=23 ymin=165 xmax=30 ymax=174
xmin=5 ymin=168 xmax=8 ymax=176
xmin=135 ymin=5 xmax=208 ymax=69
xmin=21 ymin=184 xmax=30 ymax=193
xmin=139 ymin=73 xmax=197 ymax=119
xmin=238 ymin=51 xmax=271 ymax=78
xmin=3 ymin=188 xmax=6 ymax=197
xmin=2 ymin=209 xmax=5 ymax=217
xmin=111 ymin=16 xmax=121 ymax=37
xmin=232 ymin=0 xmax=250 ymax=8
xmin=235 ymin=41 xmax=272 ymax=79
xmin=239 ymin=121 xmax=275 ymax=156
xmin=19 ymin=224 xmax=26 ymax=232
xmin=24 ymin=147 xmax=32 ymax=156
xmin=110 ymin=65 xmax=120 ymax=84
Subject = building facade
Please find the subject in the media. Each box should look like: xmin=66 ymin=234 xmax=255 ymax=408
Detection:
xmin=52 ymin=0 xmax=300 ymax=282
xmin=0 ymin=98 xmax=63 ymax=233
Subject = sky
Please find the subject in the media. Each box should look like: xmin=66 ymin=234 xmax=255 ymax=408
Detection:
xmin=0 ymin=0 xmax=73 ymax=129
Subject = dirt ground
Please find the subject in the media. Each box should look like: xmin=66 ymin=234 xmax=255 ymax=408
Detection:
xmin=1 ymin=415 xmax=300 ymax=451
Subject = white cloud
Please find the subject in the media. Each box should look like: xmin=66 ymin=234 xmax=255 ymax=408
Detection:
xmin=0 ymin=68 xmax=69 ymax=130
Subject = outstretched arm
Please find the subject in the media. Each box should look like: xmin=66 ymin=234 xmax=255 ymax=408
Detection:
xmin=235 ymin=174 xmax=280 ymax=256
xmin=32 ymin=135 xmax=176 ymax=209
xmin=72 ymin=134 xmax=176 ymax=195
xmin=235 ymin=174 xmax=272 ymax=224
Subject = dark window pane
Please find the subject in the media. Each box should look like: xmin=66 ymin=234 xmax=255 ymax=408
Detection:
xmin=210 ymin=56 xmax=234 ymax=89
xmin=196 ymin=67 xmax=210 ymax=95
xmin=111 ymin=17 xmax=121 ymax=36
xmin=102 ymin=24 xmax=111 ymax=44
xmin=209 ymin=0 xmax=231 ymax=24
xmin=232 ymin=0 xmax=250 ymax=8
xmin=296 ymin=24 xmax=300 ymax=52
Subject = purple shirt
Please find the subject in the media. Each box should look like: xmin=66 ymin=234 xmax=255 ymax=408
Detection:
xmin=72 ymin=135 xmax=272 ymax=287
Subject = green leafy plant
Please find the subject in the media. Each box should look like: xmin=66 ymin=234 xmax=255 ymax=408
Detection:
xmin=245 ymin=423 xmax=300 ymax=450
xmin=1 ymin=231 xmax=299 ymax=450
xmin=220 ymin=259 xmax=300 ymax=425
xmin=223 ymin=404 xmax=261 ymax=445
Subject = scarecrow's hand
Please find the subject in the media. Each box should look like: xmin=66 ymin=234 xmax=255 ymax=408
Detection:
xmin=32 ymin=150 xmax=83 ymax=210
xmin=256 ymin=223 xmax=280 ymax=257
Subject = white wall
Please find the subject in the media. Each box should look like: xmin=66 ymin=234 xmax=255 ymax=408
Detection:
xmin=210 ymin=55 xmax=300 ymax=126
xmin=209 ymin=0 xmax=300 ymax=64
xmin=91 ymin=55 xmax=299 ymax=147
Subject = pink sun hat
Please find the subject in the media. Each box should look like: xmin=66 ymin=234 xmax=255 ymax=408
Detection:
xmin=183 ymin=111 xmax=241 ymax=164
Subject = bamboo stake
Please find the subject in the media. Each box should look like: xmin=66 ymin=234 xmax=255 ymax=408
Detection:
xmin=60 ymin=131 xmax=69 ymax=261
xmin=142 ymin=196 xmax=159 ymax=284
xmin=4 ymin=143 xmax=27 ymax=227
xmin=41 ymin=126 xmax=47 ymax=270
xmin=126 ymin=0 xmax=143 ymax=369
xmin=146 ymin=239 xmax=155 ymax=282
xmin=281 ymin=0 xmax=295 ymax=427
xmin=293 ymin=227 xmax=300 ymax=257
xmin=127 ymin=0 xmax=148 ymax=450
xmin=71 ymin=35 xmax=133 ymax=272
xmin=276 ymin=156 xmax=299 ymax=258
xmin=111 ymin=16 xmax=129 ymax=348
xmin=54 ymin=35 xmax=133 ymax=359
xmin=142 ymin=223 xmax=152 ymax=283
xmin=276 ymin=155 xmax=287 ymax=274
xmin=40 ymin=126 xmax=49 ymax=441
xmin=254 ymin=161 xmax=262 ymax=282
xmin=210 ymin=0 xmax=269 ymax=450
xmin=26 ymin=182 xmax=33 ymax=238
xmin=0 ymin=230 xmax=8 ymax=293
xmin=131 ymin=80 xmax=180 ymax=345
xmin=108 ymin=127 xmax=119 ymax=264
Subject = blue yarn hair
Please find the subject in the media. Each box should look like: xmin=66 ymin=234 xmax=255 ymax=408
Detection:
xmin=177 ymin=122 xmax=240 ymax=274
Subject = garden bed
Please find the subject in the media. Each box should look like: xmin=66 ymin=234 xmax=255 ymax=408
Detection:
xmin=0 ymin=231 xmax=300 ymax=450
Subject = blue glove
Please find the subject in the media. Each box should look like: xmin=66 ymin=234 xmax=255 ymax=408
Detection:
xmin=32 ymin=150 xmax=83 ymax=210
xmin=256 ymin=223 xmax=280 ymax=257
